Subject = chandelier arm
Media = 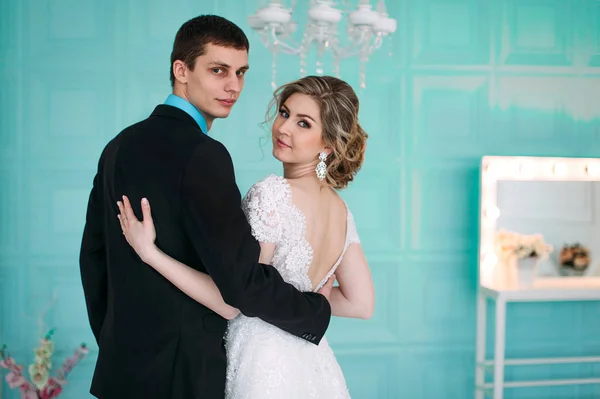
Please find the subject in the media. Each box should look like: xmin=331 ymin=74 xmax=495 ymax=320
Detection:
xmin=343 ymin=36 xmax=383 ymax=58
xmin=270 ymin=27 xmax=302 ymax=55
xmin=329 ymin=28 xmax=371 ymax=58
xmin=255 ymin=27 xmax=274 ymax=49
xmin=354 ymin=32 xmax=385 ymax=58
xmin=372 ymin=33 xmax=384 ymax=50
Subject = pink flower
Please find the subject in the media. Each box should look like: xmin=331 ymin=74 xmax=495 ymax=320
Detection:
xmin=41 ymin=383 xmax=63 ymax=399
xmin=5 ymin=371 xmax=27 ymax=389
xmin=0 ymin=356 xmax=17 ymax=368
xmin=14 ymin=380 xmax=38 ymax=399
xmin=20 ymin=390 xmax=39 ymax=399
xmin=50 ymin=377 xmax=66 ymax=386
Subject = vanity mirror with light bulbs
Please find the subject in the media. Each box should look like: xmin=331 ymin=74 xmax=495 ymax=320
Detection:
xmin=478 ymin=155 xmax=600 ymax=290
xmin=474 ymin=155 xmax=600 ymax=399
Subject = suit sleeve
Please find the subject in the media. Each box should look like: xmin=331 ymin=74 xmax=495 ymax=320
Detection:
xmin=79 ymin=153 xmax=108 ymax=345
xmin=181 ymin=140 xmax=331 ymax=344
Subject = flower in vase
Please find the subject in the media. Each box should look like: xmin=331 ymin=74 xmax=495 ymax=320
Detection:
xmin=494 ymin=229 xmax=519 ymax=259
xmin=2 ymin=331 xmax=89 ymax=398
xmin=40 ymin=339 xmax=54 ymax=358
xmin=29 ymin=362 xmax=50 ymax=390
xmin=39 ymin=379 xmax=64 ymax=399
xmin=494 ymin=229 xmax=553 ymax=261
xmin=573 ymin=256 xmax=589 ymax=270
xmin=35 ymin=354 xmax=52 ymax=370
xmin=0 ymin=356 xmax=17 ymax=368
xmin=27 ymin=335 xmax=56 ymax=390
xmin=21 ymin=390 xmax=39 ymax=399
xmin=560 ymin=243 xmax=591 ymax=271
xmin=34 ymin=346 xmax=52 ymax=368
xmin=6 ymin=369 xmax=28 ymax=389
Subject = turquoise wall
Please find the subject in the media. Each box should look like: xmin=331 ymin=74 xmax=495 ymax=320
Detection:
xmin=1 ymin=1 xmax=600 ymax=398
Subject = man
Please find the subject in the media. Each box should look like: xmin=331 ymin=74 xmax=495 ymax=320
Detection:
xmin=79 ymin=15 xmax=332 ymax=399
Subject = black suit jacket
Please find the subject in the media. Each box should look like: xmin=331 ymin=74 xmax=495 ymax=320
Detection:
xmin=79 ymin=104 xmax=331 ymax=399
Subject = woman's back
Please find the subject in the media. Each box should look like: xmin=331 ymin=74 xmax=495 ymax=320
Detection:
xmin=287 ymin=178 xmax=348 ymax=291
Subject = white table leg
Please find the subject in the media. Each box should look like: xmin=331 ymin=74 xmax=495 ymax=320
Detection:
xmin=493 ymin=298 xmax=506 ymax=399
xmin=475 ymin=291 xmax=486 ymax=399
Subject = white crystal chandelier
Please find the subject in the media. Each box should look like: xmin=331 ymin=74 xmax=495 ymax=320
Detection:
xmin=248 ymin=0 xmax=397 ymax=89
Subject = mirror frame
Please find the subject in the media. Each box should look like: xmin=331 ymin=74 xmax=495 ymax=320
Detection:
xmin=478 ymin=155 xmax=600 ymax=289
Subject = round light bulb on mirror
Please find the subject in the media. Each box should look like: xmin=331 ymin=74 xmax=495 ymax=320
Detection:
xmin=517 ymin=161 xmax=535 ymax=177
xmin=485 ymin=206 xmax=500 ymax=220
xmin=482 ymin=253 xmax=498 ymax=269
xmin=484 ymin=162 xmax=496 ymax=174
xmin=586 ymin=162 xmax=600 ymax=177
xmin=553 ymin=162 xmax=568 ymax=176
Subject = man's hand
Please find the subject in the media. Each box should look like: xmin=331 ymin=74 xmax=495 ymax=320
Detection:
xmin=317 ymin=274 xmax=336 ymax=302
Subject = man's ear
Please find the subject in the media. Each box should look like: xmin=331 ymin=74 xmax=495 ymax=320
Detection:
xmin=172 ymin=60 xmax=188 ymax=84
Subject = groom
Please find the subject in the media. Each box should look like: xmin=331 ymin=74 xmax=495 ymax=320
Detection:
xmin=79 ymin=15 xmax=333 ymax=399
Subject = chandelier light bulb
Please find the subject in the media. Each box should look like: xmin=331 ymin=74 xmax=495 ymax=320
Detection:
xmin=257 ymin=2 xmax=292 ymax=24
xmin=349 ymin=4 xmax=379 ymax=26
xmin=309 ymin=2 xmax=343 ymax=24
xmin=373 ymin=15 xmax=397 ymax=33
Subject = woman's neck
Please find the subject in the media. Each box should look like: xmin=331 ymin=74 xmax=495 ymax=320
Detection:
xmin=283 ymin=161 xmax=316 ymax=179
xmin=282 ymin=162 xmax=327 ymax=190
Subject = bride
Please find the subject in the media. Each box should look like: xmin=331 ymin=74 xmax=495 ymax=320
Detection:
xmin=117 ymin=75 xmax=374 ymax=398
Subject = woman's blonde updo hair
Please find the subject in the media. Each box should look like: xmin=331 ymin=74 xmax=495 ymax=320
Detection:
xmin=265 ymin=75 xmax=368 ymax=190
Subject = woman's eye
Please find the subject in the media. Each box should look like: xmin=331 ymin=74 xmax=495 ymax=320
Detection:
xmin=279 ymin=109 xmax=289 ymax=118
xmin=298 ymin=121 xmax=310 ymax=128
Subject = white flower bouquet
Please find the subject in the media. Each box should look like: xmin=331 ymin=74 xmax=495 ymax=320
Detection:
xmin=495 ymin=229 xmax=553 ymax=261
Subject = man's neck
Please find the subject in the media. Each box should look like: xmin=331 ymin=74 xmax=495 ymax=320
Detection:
xmin=171 ymin=89 xmax=214 ymax=131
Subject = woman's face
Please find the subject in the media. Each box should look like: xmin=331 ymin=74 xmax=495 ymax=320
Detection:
xmin=271 ymin=93 xmax=328 ymax=165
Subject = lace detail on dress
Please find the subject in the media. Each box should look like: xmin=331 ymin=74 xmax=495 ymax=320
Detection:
xmin=241 ymin=176 xmax=287 ymax=243
xmin=242 ymin=174 xmax=314 ymax=291
xmin=223 ymin=174 xmax=357 ymax=398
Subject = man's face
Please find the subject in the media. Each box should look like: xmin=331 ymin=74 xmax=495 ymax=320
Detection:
xmin=174 ymin=44 xmax=249 ymax=127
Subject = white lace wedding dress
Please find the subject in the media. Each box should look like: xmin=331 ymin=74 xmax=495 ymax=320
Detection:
xmin=224 ymin=174 xmax=360 ymax=399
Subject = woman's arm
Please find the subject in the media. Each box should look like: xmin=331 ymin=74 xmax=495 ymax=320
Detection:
xmin=328 ymin=243 xmax=374 ymax=319
xmin=117 ymin=196 xmax=251 ymax=320
xmin=139 ymin=240 xmax=277 ymax=321
xmin=117 ymin=196 xmax=325 ymax=323
xmin=139 ymin=245 xmax=240 ymax=320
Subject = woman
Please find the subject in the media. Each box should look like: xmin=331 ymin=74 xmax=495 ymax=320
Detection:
xmin=117 ymin=75 xmax=374 ymax=398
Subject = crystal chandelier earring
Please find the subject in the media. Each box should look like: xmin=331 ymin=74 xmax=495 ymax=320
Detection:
xmin=316 ymin=151 xmax=328 ymax=180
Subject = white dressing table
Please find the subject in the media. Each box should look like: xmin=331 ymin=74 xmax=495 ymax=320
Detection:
xmin=475 ymin=155 xmax=600 ymax=399
xmin=475 ymin=279 xmax=600 ymax=399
